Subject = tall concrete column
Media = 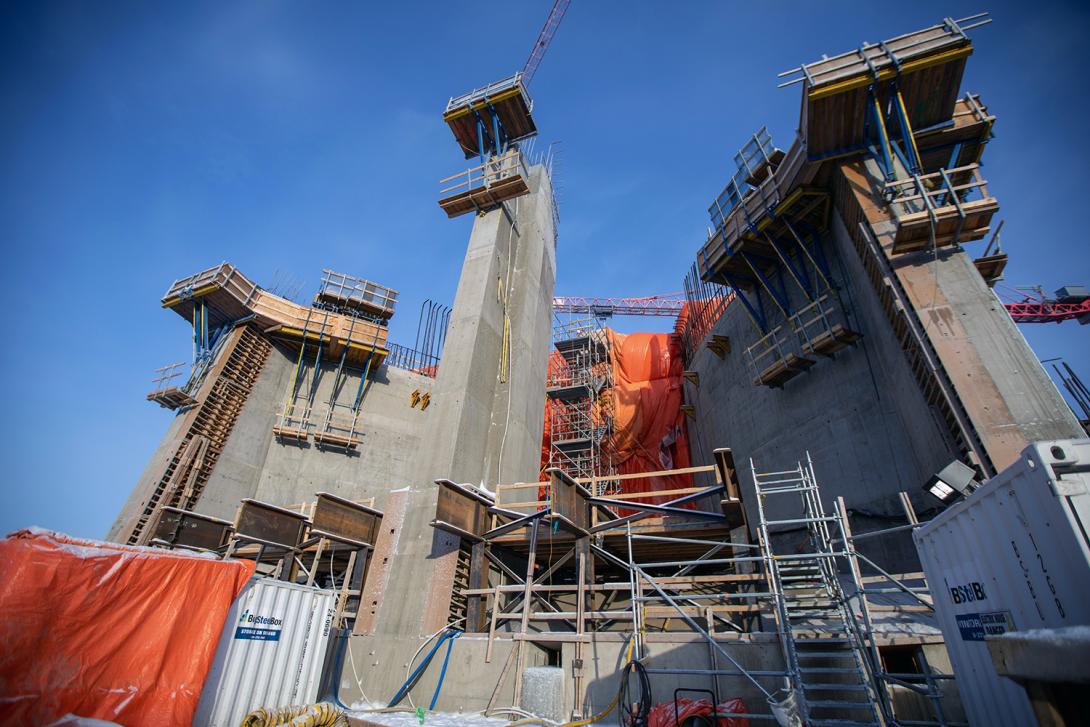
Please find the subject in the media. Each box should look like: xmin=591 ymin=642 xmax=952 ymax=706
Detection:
xmin=346 ymin=166 xmax=556 ymax=704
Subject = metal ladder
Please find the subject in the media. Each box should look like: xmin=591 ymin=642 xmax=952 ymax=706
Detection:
xmin=752 ymin=454 xmax=886 ymax=727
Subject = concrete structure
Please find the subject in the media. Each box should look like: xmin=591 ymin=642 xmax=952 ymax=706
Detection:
xmin=342 ymin=165 xmax=557 ymax=708
xmin=685 ymin=166 xmax=1082 ymax=567
xmin=109 ymin=163 xmax=558 ymax=710
xmin=109 ymin=346 xmax=433 ymax=540
xmin=105 ymin=15 xmax=1086 ymax=726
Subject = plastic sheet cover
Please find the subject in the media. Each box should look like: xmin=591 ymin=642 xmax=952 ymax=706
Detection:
xmin=0 ymin=528 xmax=254 ymax=726
xmin=606 ymin=329 xmax=693 ymax=502
xmin=540 ymin=329 xmax=694 ymax=502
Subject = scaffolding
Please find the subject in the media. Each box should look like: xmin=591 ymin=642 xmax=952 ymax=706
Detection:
xmin=546 ymin=315 xmax=615 ymax=488
xmin=428 ymin=448 xmax=965 ymax=724
xmin=752 ymin=455 xmax=885 ymax=726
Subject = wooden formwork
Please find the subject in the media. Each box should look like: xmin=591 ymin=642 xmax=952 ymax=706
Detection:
xmin=161 ymin=263 xmax=390 ymax=367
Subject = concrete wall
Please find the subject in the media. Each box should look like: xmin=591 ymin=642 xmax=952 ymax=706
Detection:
xmin=193 ymin=343 xmax=435 ymax=520
xmin=840 ymin=158 xmax=1083 ymax=475
xmin=345 ymin=164 xmax=558 ymax=699
xmin=336 ymin=635 xmax=787 ymax=716
xmin=687 ymin=206 xmax=956 ymax=555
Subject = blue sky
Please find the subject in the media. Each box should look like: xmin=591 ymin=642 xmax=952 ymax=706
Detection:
xmin=2 ymin=1 xmax=1087 ymax=539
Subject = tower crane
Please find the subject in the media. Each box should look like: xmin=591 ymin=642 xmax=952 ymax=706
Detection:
xmin=553 ymin=294 xmax=686 ymax=318
xmin=998 ymin=285 xmax=1090 ymax=325
xmin=555 ymin=285 xmax=1090 ymax=326
xmin=521 ymin=0 xmax=572 ymax=87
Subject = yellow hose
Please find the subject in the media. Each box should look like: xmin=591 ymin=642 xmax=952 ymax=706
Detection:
xmin=553 ymin=637 xmax=637 ymax=727
xmin=239 ymin=702 xmax=348 ymax=727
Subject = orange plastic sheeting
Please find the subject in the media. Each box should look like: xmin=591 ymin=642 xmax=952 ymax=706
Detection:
xmin=0 ymin=528 xmax=255 ymax=726
xmin=606 ymin=329 xmax=693 ymax=504
xmin=648 ymin=697 xmax=750 ymax=727
xmin=539 ymin=350 xmax=567 ymax=478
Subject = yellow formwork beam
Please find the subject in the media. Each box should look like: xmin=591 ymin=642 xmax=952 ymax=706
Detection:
xmin=807 ymin=45 xmax=973 ymax=101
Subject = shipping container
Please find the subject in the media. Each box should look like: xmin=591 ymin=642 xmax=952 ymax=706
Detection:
xmin=914 ymin=439 xmax=1090 ymax=727
xmin=194 ymin=578 xmax=337 ymax=727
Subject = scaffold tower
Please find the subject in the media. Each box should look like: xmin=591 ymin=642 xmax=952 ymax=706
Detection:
xmin=546 ymin=315 xmax=616 ymax=490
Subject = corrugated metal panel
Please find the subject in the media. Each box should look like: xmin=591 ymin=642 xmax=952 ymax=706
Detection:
xmin=194 ymin=578 xmax=337 ymax=727
xmin=914 ymin=439 xmax=1090 ymax=727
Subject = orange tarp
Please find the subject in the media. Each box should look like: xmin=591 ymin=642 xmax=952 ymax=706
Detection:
xmin=0 ymin=528 xmax=255 ymax=726
xmin=606 ymin=329 xmax=693 ymax=502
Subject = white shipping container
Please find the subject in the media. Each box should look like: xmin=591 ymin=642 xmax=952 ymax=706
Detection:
xmin=194 ymin=578 xmax=337 ymax=727
xmin=914 ymin=439 xmax=1090 ymax=727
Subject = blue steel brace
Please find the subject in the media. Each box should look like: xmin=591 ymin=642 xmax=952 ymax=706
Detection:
xmin=890 ymin=83 xmax=922 ymax=174
xmin=353 ymin=350 xmax=374 ymax=411
xmin=869 ymin=86 xmax=896 ymax=182
xmin=721 ymin=272 xmax=768 ymax=333
xmin=794 ymin=220 xmax=835 ymax=289
xmin=489 ymin=103 xmax=507 ymax=156
xmin=473 ymin=108 xmax=495 ymax=164
xmin=766 ymin=232 xmax=814 ymax=301
xmin=201 ymin=300 xmax=209 ymax=361
xmin=740 ymin=250 xmax=792 ymax=316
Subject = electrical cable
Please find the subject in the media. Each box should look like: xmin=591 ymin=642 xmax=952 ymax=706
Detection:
xmin=396 ymin=619 xmax=466 ymax=708
xmin=387 ymin=630 xmax=460 ymax=707
xmin=345 ymin=636 xmax=372 ymax=706
xmin=617 ymin=660 xmax=652 ymax=727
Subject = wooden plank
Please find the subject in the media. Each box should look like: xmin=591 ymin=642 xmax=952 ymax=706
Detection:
xmin=494 ymin=464 xmax=718 ymax=493
xmin=467 ymin=542 xmax=488 ymax=633
xmin=644 ymin=605 xmax=761 ymax=616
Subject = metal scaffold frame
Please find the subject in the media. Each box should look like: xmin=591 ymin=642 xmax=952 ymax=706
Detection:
xmin=546 ymin=314 xmax=616 ymax=489
xmin=428 ymin=447 xmax=965 ymax=725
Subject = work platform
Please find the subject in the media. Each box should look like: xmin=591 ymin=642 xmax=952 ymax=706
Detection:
xmin=781 ymin=17 xmax=979 ymax=160
xmin=162 ymin=263 xmax=390 ymax=368
xmin=698 ymin=186 xmax=830 ymax=285
xmin=314 ymin=269 xmax=397 ymax=321
xmin=438 ymin=149 xmax=531 ymax=217
xmin=885 ymin=163 xmax=999 ymax=254
xmin=146 ymin=386 xmax=197 ymax=410
xmin=443 ymin=73 xmax=537 ymax=159
xmin=430 ymin=458 xmax=747 ymax=571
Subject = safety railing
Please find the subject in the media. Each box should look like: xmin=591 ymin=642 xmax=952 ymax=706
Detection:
xmin=788 ymin=293 xmax=849 ymax=356
xmin=385 ymin=342 xmax=440 ymax=378
xmin=886 ymin=164 xmax=991 ymax=215
xmin=439 ymin=149 xmax=529 ymax=198
xmin=744 ymin=324 xmax=797 ymax=382
xmin=493 ymin=464 xmax=719 ymax=525
xmin=445 ymin=72 xmax=529 ymax=115
xmin=316 ymin=269 xmax=398 ymax=319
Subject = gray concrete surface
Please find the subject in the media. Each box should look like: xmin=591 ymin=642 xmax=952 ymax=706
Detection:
xmin=342 ymin=165 xmax=557 ymax=704
xmin=687 ymin=207 xmax=957 ymax=566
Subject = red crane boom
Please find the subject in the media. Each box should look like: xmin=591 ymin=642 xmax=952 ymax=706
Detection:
xmin=554 ymin=288 xmax=1090 ymax=325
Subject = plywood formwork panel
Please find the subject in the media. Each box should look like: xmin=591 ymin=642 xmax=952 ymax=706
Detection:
xmin=162 ymin=263 xmax=389 ymax=367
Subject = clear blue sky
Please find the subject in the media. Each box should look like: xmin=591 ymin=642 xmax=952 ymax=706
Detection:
xmin=2 ymin=1 xmax=1087 ymax=539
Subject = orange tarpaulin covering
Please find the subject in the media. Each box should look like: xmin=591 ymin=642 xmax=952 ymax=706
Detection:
xmin=0 ymin=528 xmax=255 ymax=726
xmin=539 ymin=328 xmax=693 ymax=503
xmin=606 ymin=329 xmax=693 ymax=502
